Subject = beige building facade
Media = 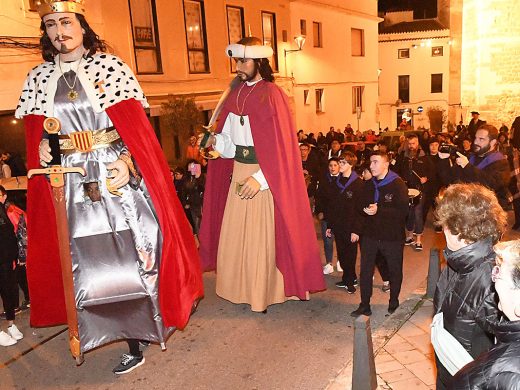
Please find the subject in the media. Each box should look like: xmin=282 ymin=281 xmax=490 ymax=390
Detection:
xmin=0 ymin=0 xmax=294 ymax=163
xmin=288 ymin=0 xmax=380 ymax=135
xmin=378 ymin=11 xmax=452 ymax=132
xmin=0 ymin=0 xmax=381 ymax=160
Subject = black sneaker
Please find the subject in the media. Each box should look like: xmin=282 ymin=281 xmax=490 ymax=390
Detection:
xmin=20 ymin=300 xmax=30 ymax=310
xmin=113 ymin=354 xmax=145 ymax=375
xmin=388 ymin=302 xmax=400 ymax=314
xmin=346 ymin=285 xmax=356 ymax=294
xmin=404 ymin=238 xmax=415 ymax=245
xmin=414 ymin=243 xmax=423 ymax=251
xmin=382 ymin=282 xmax=391 ymax=293
xmin=350 ymin=305 xmax=372 ymax=317
xmin=353 ymin=279 xmax=358 ymax=287
xmin=335 ymin=281 xmax=348 ymax=288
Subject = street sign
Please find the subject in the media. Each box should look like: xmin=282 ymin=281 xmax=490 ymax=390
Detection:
xmin=417 ymin=106 xmax=424 ymax=113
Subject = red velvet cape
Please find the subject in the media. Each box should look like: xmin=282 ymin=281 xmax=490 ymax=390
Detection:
xmin=24 ymin=99 xmax=203 ymax=329
xmin=199 ymin=81 xmax=325 ymax=297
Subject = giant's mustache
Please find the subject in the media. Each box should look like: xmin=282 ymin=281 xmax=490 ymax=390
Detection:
xmin=55 ymin=34 xmax=73 ymax=42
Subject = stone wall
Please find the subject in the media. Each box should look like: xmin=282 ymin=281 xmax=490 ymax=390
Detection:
xmin=460 ymin=0 xmax=520 ymax=127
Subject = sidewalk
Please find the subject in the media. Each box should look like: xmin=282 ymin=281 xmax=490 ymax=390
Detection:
xmin=375 ymin=299 xmax=435 ymax=389
xmin=326 ymin=287 xmax=436 ymax=390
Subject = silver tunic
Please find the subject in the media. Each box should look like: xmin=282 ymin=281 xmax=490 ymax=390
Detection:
xmin=54 ymin=70 xmax=173 ymax=353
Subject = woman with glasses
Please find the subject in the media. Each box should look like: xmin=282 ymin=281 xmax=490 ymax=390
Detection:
xmin=451 ymin=240 xmax=520 ymax=389
xmin=433 ymin=183 xmax=506 ymax=389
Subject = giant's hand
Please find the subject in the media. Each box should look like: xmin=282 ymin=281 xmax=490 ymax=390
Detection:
xmin=238 ymin=176 xmax=261 ymax=199
xmin=106 ymin=159 xmax=130 ymax=188
xmin=39 ymin=139 xmax=52 ymax=167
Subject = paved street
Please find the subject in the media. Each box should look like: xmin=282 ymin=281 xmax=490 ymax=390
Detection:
xmin=0 ymin=221 xmax=451 ymax=389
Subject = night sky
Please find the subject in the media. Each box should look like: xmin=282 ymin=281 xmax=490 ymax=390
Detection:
xmin=378 ymin=0 xmax=437 ymax=18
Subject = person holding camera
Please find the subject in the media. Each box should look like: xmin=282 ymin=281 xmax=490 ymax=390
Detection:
xmin=438 ymin=124 xmax=511 ymax=209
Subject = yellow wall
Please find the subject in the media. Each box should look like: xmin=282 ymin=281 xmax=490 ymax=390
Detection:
xmin=460 ymin=0 xmax=520 ymax=127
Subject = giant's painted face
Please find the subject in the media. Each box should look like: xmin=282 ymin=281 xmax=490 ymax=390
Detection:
xmin=43 ymin=12 xmax=85 ymax=55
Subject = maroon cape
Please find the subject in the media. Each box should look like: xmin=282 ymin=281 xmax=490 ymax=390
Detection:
xmin=24 ymin=98 xmax=203 ymax=329
xmin=199 ymin=81 xmax=325 ymax=297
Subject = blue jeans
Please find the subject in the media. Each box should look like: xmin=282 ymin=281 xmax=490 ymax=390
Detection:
xmin=321 ymin=220 xmax=334 ymax=263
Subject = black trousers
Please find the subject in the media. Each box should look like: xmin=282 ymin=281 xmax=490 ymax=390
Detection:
xmin=0 ymin=261 xmax=18 ymax=321
xmin=15 ymin=264 xmax=29 ymax=303
xmin=375 ymin=251 xmax=389 ymax=282
xmin=359 ymin=237 xmax=404 ymax=309
xmin=335 ymin=232 xmax=358 ymax=286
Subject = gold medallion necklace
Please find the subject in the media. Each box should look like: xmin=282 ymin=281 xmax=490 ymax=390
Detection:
xmin=58 ymin=55 xmax=83 ymax=101
xmin=236 ymin=80 xmax=262 ymax=126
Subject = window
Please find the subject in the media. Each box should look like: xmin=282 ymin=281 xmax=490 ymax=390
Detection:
xmin=315 ymin=89 xmax=324 ymax=113
xmin=351 ymin=28 xmax=364 ymax=56
xmin=398 ymin=48 xmax=410 ymax=59
xmin=352 ymin=86 xmax=364 ymax=113
xmin=432 ymin=46 xmax=443 ymax=56
xmin=300 ymin=19 xmax=307 ymax=36
xmin=261 ymin=11 xmax=278 ymax=71
xmin=128 ymin=0 xmax=163 ymax=74
xmin=398 ymin=75 xmax=410 ymax=103
xmin=303 ymin=89 xmax=310 ymax=105
xmin=313 ymin=22 xmax=322 ymax=48
xmin=431 ymin=73 xmax=443 ymax=93
xmin=183 ymin=0 xmax=210 ymax=73
xmin=226 ymin=6 xmax=245 ymax=73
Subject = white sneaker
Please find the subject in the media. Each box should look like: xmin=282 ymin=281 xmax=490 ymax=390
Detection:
xmin=0 ymin=330 xmax=17 ymax=346
xmin=7 ymin=324 xmax=23 ymax=341
xmin=336 ymin=262 xmax=343 ymax=272
xmin=323 ymin=263 xmax=334 ymax=275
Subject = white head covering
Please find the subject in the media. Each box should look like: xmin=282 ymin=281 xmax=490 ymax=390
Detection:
xmin=225 ymin=43 xmax=273 ymax=59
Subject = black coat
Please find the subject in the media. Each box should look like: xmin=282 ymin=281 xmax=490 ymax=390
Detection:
xmin=437 ymin=151 xmax=511 ymax=208
xmin=361 ymin=175 xmax=409 ymax=242
xmin=0 ymin=204 xmax=18 ymax=264
xmin=325 ymin=175 xmax=364 ymax=236
xmin=451 ymin=319 xmax=520 ymax=389
xmin=433 ymin=239 xmax=500 ymax=388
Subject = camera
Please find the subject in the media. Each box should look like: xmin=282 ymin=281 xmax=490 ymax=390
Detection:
xmin=439 ymin=143 xmax=459 ymax=156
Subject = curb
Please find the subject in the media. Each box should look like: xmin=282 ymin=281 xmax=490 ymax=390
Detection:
xmin=326 ymin=284 xmax=427 ymax=390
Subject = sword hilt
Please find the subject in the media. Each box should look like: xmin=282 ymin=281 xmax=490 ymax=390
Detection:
xmin=28 ymin=166 xmax=86 ymax=187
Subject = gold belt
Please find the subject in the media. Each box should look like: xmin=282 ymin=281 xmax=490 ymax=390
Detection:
xmin=59 ymin=127 xmax=120 ymax=154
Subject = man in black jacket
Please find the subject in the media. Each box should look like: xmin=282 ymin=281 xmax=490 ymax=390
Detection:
xmin=395 ymin=133 xmax=434 ymax=251
xmin=324 ymin=152 xmax=364 ymax=293
xmin=351 ymin=151 xmax=409 ymax=316
xmin=467 ymin=111 xmax=485 ymax=141
xmin=438 ymin=124 xmax=511 ymax=208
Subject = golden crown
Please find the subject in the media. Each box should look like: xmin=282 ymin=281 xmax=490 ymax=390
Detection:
xmin=36 ymin=0 xmax=86 ymax=18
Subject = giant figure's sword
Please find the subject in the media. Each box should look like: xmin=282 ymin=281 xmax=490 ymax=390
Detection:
xmin=28 ymin=117 xmax=86 ymax=365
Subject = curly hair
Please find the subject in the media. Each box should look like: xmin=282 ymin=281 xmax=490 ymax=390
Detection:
xmin=494 ymin=240 xmax=520 ymax=290
xmin=434 ymin=183 xmax=507 ymax=244
xmin=39 ymin=14 xmax=106 ymax=62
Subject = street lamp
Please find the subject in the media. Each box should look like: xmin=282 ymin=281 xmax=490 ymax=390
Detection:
xmin=284 ymin=35 xmax=306 ymax=77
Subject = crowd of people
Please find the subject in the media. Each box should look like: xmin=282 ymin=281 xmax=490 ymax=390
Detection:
xmin=298 ymin=116 xmax=519 ymax=318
